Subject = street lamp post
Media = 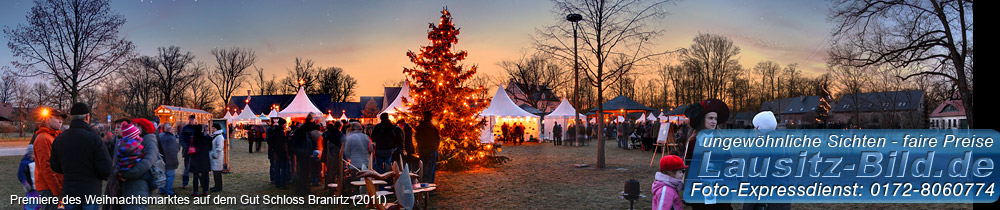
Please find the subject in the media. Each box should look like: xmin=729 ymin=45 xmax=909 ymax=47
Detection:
xmin=566 ymin=13 xmax=582 ymax=145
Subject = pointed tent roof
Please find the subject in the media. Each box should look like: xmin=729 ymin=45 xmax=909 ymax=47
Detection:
xmin=267 ymin=108 xmax=280 ymax=118
xmin=224 ymin=111 xmax=234 ymax=120
xmin=234 ymin=104 xmax=259 ymax=120
xmin=647 ymin=113 xmax=656 ymax=121
xmin=339 ymin=112 xmax=349 ymax=121
xmin=637 ymin=113 xmax=647 ymax=122
xmin=547 ymin=98 xmax=582 ymax=118
xmin=381 ymin=81 xmax=411 ymax=115
xmin=325 ymin=114 xmax=335 ymax=121
xmin=480 ymin=85 xmax=538 ymax=117
xmin=279 ymin=87 xmax=324 ymax=118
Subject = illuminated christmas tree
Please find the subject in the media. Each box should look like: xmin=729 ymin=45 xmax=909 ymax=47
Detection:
xmin=398 ymin=8 xmax=507 ymax=170
xmin=815 ymin=81 xmax=832 ymax=128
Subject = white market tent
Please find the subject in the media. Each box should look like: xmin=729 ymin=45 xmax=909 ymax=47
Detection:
xmin=541 ymin=98 xmax=585 ymax=141
xmin=278 ymin=87 xmax=324 ymax=119
xmin=381 ymin=81 xmax=411 ymax=116
xmin=636 ymin=113 xmax=647 ymax=123
xmin=616 ymin=116 xmax=626 ymax=123
xmin=339 ymin=113 xmax=349 ymax=121
xmin=479 ymin=85 xmax=540 ymax=144
xmin=647 ymin=113 xmax=657 ymax=121
xmin=233 ymin=104 xmax=261 ymax=124
xmin=224 ymin=111 xmax=234 ymax=123
xmin=325 ymin=114 xmax=335 ymax=121
xmin=267 ymin=108 xmax=280 ymax=118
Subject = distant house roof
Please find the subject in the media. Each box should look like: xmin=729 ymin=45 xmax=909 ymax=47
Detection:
xmin=781 ymin=96 xmax=825 ymax=114
xmin=587 ymin=96 xmax=654 ymax=112
xmin=930 ymin=90 xmax=966 ymax=118
xmin=664 ymin=104 xmax=689 ymax=116
xmin=731 ymin=112 xmax=753 ymax=121
xmin=518 ymin=104 xmax=545 ymax=115
xmin=506 ymin=81 xmax=561 ymax=103
xmin=761 ymin=97 xmax=799 ymax=114
xmin=833 ymin=90 xmax=923 ymax=112
xmin=327 ymin=102 xmax=366 ymax=118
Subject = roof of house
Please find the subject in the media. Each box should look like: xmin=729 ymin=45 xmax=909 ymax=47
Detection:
xmin=587 ymin=95 xmax=654 ymax=112
xmin=832 ymin=90 xmax=924 ymax=112
xmin=780 ymin=96 xmax=825 ymax=114
xmin=761 ymin=97 xmax=799 ymax=114
xmin=930 ymin=91 xmax=966 ymax=118
xmin=518 ymin=104 xmax=546 ymax=115
xmin=506 ymin=81 xmax=561 ymax=103
xmin=664 ymin=104 xmax=689 ymax=116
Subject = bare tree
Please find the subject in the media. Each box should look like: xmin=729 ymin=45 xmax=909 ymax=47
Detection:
xmin=143 ymin=46 xmax=202 ymax=106
xmin=536 ymin=0 xmax=674 ymax=169
xmin=120 ymin=58 xmax=158 ymax=118
xmin=316 ymin=66 xmax=358 ymax=102
xmin=828 ymin=0 xmax=973 ymax=127
xmin=187 ymin=73 xmax=216 ymax=114
xmin=498 ymin=54 xmax=567 ymax=111
xmin=680 ymin=33 xmax=743 ymax=101
xmin=0 ymin=69 xmax=18 ymax=104
xmin=281 ymin=57 xmax=317 ymax=93
xmin=3 ymin=0 xmax=136 ymax=103
xmin=209 ymin=47 xmax=257 ymax=112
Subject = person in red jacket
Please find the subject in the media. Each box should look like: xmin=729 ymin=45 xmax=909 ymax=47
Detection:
xmin=33 ymin=108 xmax=65 ymax=210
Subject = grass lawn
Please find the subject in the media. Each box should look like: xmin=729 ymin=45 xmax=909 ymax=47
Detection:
xmin=1 ymin=137 xmax=974 ymax=209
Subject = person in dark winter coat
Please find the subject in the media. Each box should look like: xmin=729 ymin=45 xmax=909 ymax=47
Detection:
xmin=371 ymin=113 xmax=402 ymax=173
xmin=188 ymin=125 xmax=212 ymax=197
xmin=553 ymin=122 xmax=562 ymax=146
xmin=267 ymin=118 xmax=290 ymax=188
xmin=291 ymin=114 xmax=321 ymax=196
xmin=158 ymin=123 xmax=180 ymax=196
xmin=683 ymin=99 xmax=732 ymax=210
xmin=396 ymin=119 xmax=417 ymax=166
xmin=50 ymin=103 xmax=112 ymax=210
xmin=323 ymin=121 xmax=343 ymax=192
xmin=415 ymin=111 xmax=441 ymax=184
xmin=179 ymin=115 xmax=198 ymax=189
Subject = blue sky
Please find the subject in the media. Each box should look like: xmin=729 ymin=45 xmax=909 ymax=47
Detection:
xmin=1 ymin=0 xmax=834 ymax=98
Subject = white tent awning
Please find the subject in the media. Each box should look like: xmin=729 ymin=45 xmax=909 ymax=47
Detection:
xmin=479 ymin=85 xmax=538 ymax=118
xmin=234 ymin=104 xmax=259 ymax=121
xmin=278 ymin=87 xmax=324 ymax=118
xmin=381 ymin=81 xmax=411 ymax=115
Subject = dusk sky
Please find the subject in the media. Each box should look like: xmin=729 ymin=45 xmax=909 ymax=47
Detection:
xmin=1 ymin=0 xmax=834 ymax=100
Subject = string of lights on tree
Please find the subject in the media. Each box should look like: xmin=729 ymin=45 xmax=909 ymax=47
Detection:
xmin=397 ymin=8 xmax=508 ymax=170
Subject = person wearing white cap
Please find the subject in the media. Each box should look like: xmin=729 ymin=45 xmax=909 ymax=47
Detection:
xmin=752 ymin=111 xmax=777 ymax=130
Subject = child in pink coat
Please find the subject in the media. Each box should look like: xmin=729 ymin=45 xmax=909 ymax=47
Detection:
xmin=652 ymin=155 xmax=687 ymax=210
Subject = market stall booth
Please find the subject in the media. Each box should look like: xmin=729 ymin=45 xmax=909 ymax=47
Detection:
xmin=541 ymin=98 xmax=585 ymax=141
xmin=479 ymin=85 xmax=540 ymax=144
xmin=154 ymin=105 xmax=213 ymax=126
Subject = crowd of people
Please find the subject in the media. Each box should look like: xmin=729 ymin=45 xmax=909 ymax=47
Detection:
xmin=263 ymin=111 xmax=441 ymax=199
xmin=498 ymin=122 xmax=526 ymax=145
xmin=15 ymin=102 xmax=444 ymax=210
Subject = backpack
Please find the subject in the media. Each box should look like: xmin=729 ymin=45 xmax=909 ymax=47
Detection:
xmin=147 ymin=134 xmax=168 ymax=190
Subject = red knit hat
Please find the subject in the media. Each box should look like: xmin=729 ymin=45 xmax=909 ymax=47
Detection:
xmin=659 ymin=155 xmax=688 ymax=172
xmin=131 ymin=118 xmax=155 ymax=135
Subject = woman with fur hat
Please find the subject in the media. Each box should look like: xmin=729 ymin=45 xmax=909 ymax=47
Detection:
xmin=681 ymin=99 xmax=732 ymax=210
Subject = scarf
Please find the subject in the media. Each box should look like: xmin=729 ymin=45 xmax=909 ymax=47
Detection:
xmin=655 ymin=172 xmax=684 ymax=192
